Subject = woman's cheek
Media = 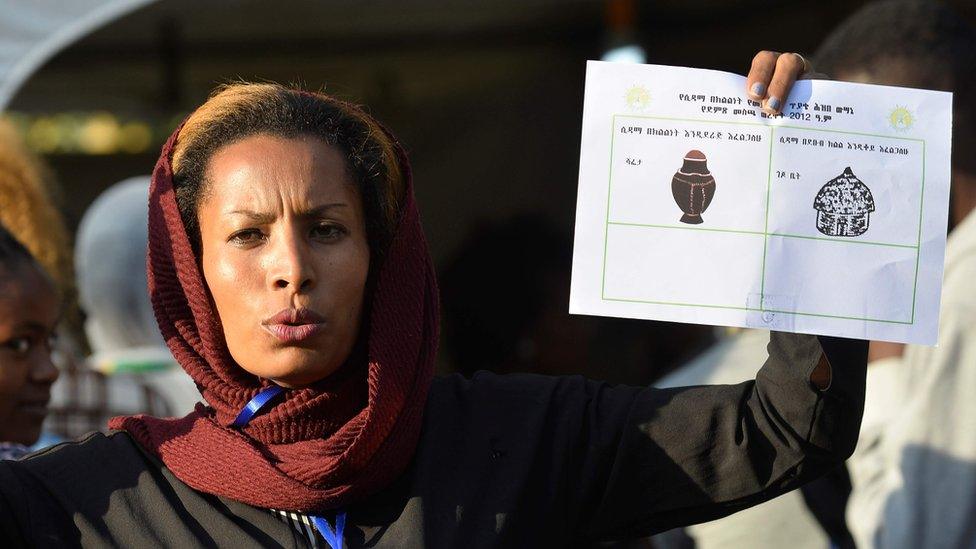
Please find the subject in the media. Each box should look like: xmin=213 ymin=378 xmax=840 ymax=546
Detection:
xmin=215 ymin=253 xmax=243 ymax=288
xmin=214 ymin=250 xmax=264 ymax=299
xmin=209 ymin=252 xmax=261 ymax=345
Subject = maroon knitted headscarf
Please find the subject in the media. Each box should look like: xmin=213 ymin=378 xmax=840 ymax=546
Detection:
xmin=109 ymin=93 xmax=439 ymax=513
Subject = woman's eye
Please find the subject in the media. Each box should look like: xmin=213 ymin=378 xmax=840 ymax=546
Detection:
xmin=229 ymin=229 xmax=265 ymax=245
xmin=311 ymin=224 xmax=346 ymax=240
xmin=1 ymin=337 xmax=31 ymax=355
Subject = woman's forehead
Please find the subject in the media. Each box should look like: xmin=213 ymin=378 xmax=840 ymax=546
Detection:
xmin=204 ymin=134 xmax=360 ymax=214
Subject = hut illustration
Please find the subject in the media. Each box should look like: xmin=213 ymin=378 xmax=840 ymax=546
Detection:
xmin=813 ymin=167 xmax=875 ymax=237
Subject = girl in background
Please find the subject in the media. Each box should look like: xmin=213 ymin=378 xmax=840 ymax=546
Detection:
xmin=0 ymin=224 xmax=60 ymax=460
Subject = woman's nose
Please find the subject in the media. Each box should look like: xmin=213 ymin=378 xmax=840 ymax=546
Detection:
xmin=29 ymin=347 xmax=59 ymax=385
xmin=268 ymin=233 xmax=316 ymax=293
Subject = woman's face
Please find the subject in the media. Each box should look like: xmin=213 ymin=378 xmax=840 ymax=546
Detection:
xmin=198 ymin=134 xmax=370 ymax=388
xmin=0 ymin=265 xmax=60 ymax=445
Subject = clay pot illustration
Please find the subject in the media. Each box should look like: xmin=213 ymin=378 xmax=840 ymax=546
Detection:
xmin=813 ymin=167 xmax=875 ymax=237
xmin=671 ymin=150 xmax=716 ymax=224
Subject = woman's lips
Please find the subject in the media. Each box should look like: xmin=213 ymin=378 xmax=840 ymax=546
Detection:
xmin=264 ymin=322 xmax=324 ymax=343
xmin=262 ymin=308 xmax=326 ymax=344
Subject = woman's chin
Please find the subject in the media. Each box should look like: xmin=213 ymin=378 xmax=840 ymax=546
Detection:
xmin=243 ymin=351 xmax=343 ymax=388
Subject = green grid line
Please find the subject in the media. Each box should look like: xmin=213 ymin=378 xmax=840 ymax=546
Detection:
xmin=600 ymin=115 xmax=618 ymax=300
xmin=777 ymin=123 xmax=925 ymax=143
xmin=602 ymin=297 xmax=758 ymax=311
xmin=608 ymin=221 xmax=765 ymax=236
xmin=763 ymin=308 xmax=914 ymax=325
xmin=910 ymin=140 xmax=927 ymax=323
xmin=616 ymin=113 xmax=925 ymax=143
xmin=760 ymin=126 xmax=775 ymax=308
xmin=601 ymin=297 xmax=914 ymax=325
xmin=600 ymin=113 xmax=925 ymax=326
xmin=619 ymin=114 xmax=767 ymax=127
xmin=766 ymin=232 xmax=918 ymax=250
xmin=607 ymin=221 xmax=920 ymax=250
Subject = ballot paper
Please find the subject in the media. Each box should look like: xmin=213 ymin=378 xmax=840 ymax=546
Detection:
xmin=570 ymin=61 xmax=952 ymax=345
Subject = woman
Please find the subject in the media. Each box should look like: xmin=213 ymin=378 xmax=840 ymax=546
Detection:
xmin=0 ymin=225 xmax=61 ymax=461
xmin=0 ymin=52 xmax=866 ymax=547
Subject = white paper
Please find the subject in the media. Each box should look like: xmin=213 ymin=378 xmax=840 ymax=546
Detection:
xmin=570 ymin=61 xmax=952 ymax=345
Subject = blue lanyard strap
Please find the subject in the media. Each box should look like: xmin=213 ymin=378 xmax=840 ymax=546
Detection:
xmin=232 ymin=385 xmax=284 ymax=428
xmin=233 ymin=386 xmax=346 ymax=549
xmin=312 ymin=512 xmax=346 ymax=549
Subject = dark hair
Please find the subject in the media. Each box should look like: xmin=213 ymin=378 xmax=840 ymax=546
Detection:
xmin=814 ymin=0 xmax=976 ymax=171
xmin=0 ymin=223 xmax=41 ymax=279
xmin=171 ymin=83 xmax=404 ymax=258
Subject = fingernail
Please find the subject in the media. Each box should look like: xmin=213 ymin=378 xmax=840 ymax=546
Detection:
xmin=750 ymin=82 xmax=765 ymax=97
xmin=767 ymin=97 xmax=781 ymax=111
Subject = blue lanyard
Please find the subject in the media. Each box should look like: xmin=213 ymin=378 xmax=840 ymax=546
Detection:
xmin=234 ymin=385 xmax=346 ymax=549
xmin=312 ymin=513 xmax=346 ymax=549
xmin=232 ymin=385 xmax=284 ymax=427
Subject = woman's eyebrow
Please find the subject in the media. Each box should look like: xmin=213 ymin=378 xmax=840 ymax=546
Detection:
xmin=228 ymin=209 xmax=276 ymax=224
xmin=227 ymin=203 xmax=348 ymax=223
xmin=300 ymin=203 xmax=348 ymax=219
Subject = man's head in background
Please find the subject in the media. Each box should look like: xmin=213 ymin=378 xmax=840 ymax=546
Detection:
xmin=815 ymin=0 xmax=976 ymax=230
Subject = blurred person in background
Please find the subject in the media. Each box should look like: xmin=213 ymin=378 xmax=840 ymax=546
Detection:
xmin=813 ymin=2 xmax=976 ymax=547
xmin=0 ymin=118 xmax=77 ymax=447
xmin=0 ymin=224 xmax=61 ymax=460
xmin=440 ymin=215 xmax=592 ymax=377
xmin=75 ymin=176 xmax=202 ymax=417
xmin=440 ymin=214 xmax=712 ymax=384
xmin=0 ymin=119 xmax=80 ymax=349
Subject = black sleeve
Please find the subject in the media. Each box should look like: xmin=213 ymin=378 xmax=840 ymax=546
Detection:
xmin=575 ymin=332 xmax=867 ymax=541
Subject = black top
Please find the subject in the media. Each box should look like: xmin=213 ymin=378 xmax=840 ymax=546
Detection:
xmin=0 ymin=332 xmax=866 ymax=548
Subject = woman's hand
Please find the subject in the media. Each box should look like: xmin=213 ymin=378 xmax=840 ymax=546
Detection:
xmin=746 ymin=51 xmax=814 ymax=115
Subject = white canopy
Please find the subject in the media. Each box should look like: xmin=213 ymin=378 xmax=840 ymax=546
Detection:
xmin=0 ymin=0 xmax=156 ymax=109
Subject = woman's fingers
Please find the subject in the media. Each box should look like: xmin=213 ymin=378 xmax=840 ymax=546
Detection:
xmin=745 ymin=51 xmax=811 ymax=115
xmin=765 ymin=53 xmax=806 ymax=114
xmin=746 ymin=50 xmax=779 ymax=102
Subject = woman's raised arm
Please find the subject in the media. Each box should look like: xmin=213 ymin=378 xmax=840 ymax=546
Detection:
xmin=576 ymin=333 xmax=866 ymax=540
